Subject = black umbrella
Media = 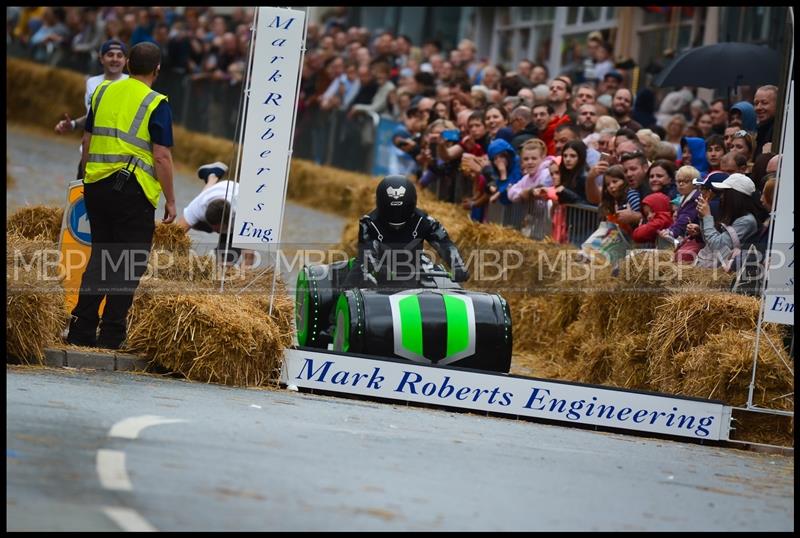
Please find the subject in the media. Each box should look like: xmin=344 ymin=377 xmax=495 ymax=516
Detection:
xmin=653 ymin=42 xmax=781 ymax=91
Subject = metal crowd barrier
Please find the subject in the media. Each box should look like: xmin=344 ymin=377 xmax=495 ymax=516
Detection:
xmin=485 ymin=200 xmax=593 ymax=244
xmin=564 ymin=203 xmax=602 ymax=247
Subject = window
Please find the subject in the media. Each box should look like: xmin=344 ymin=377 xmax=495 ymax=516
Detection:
xmin=492 ymin=7 xmax=556 ymax=69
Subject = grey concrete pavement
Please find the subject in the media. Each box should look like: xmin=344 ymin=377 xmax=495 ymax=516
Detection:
xmin=6 ymin=366 xmax=794 ymax=531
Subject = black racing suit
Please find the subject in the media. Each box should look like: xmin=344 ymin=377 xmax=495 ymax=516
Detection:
xmin=343 ymin=208 xmax=469 ymax=288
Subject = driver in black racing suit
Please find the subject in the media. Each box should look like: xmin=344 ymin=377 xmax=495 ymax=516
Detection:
xmin=343 ymin=175 xmax=469 ymax=288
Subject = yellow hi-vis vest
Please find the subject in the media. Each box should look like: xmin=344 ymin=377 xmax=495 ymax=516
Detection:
xmin=84 ymin=78 xmax=168 ymax=208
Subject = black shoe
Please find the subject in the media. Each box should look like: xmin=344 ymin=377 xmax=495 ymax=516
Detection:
xmin=67 ymin=316 xmax=97 ymax=347
xmin=197 ymin=161 xmax=229 ymax=183
xmin=66 ymin=332 xmax=97 ymax=347
xmin=96 ymin=339 xmax=123 ymax=350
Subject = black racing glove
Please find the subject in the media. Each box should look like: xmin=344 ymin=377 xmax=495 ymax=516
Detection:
xmin=452 ymin=266 xmax=469 ymax=283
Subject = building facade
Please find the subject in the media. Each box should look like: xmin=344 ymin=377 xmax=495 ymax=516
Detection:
xmin=331 ymin=6 xmax=788 ymax=88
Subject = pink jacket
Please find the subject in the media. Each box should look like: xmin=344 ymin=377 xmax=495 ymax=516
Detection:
xmin=507 ymin=157 xmax=554 ymax=203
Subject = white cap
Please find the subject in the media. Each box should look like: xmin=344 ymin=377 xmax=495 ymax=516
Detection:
xmin=714 ymin=173 xmax=755 ymax=196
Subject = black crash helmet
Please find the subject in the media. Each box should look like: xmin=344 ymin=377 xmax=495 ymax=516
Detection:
xmin=375 ymin=175 xmax=417 ymax=228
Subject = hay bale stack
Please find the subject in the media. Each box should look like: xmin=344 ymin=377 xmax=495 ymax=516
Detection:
xmin=172 ymin=125 xmax=236 ymax=171
xmin=7 ymin=58 xmax=85 ymax=130
xmin=674 ymin=328 xmax=793 ymax=409
xmin=7 ymin=205 xmax=64 ymax=243
xmin=126 ymin=266 xmax=294 ymax=387
xmin=647 ymin=292 xmax=763 ymax=389
xmin=143 ymin=249 xmax=217 ymax=283
xmin=151 ymin=222 xmax=192 ymax=255
xmin=6 ymin=234 xmax=68 ymax=362
xmin=287 ymin=160 xmax=377 ymax=218
xmin=730 ymin=412 xmax=793 ymax=446
xmin=510 ymin=350 xmax=565 ymax=379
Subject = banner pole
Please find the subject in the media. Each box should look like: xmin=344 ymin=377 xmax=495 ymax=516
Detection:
xmin=269 ymin=7 xmax=309 ymax=316
xmin=221 ymin=7 xmax=260 ymax=293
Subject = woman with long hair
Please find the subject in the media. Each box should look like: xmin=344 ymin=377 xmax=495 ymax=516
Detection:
xmin=554 ymin=139 xmax=588 ymax=204
xmin=694 ymin=173 xmax=760 ymax=270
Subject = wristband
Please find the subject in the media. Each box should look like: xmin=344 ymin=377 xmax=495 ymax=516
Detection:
xmin=70 ymin=120 xmax=77 ymax=131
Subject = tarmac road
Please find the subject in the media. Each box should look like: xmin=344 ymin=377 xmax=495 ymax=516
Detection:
xmin=6 ymin=366 xmax=794 ymax=532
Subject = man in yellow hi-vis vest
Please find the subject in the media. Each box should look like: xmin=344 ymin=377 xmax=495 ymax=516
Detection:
xmin=66 ymin=42 xmax=177 ymax=349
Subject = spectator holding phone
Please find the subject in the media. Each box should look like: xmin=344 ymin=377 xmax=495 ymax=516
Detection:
xmin=417 ymin=119 xmax=463 ymax=190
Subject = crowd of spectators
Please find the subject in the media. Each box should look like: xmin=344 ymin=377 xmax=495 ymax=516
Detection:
xmin=8 ymin=6 xmax=785 ymax=283
xmin=8 ymin=6 xmax=255 ymax=138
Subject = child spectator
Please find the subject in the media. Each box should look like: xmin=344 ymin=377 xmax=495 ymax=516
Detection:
xmin=484 ymin=138 xmax=522 ymax=205
xmin=507 ymin=139 xmax=553 ymax=203
xmin=632 ymin=192 xmax=674 ymax=244
xmin=547 ymin=156 xmax=570 ymax=244
xmin=461 ymin=110 xmax=490 ymax=156
xmin=680 ymin=136 xmax=709 ymax=177
xmin=554 ymin=140 xmax=590 ymax=204
xmin=660 ymin=165 xmax=704 ymax=262
xmin=580 ymin=164 xmax=640 ymax=263
xmin=660 ymin=165 xmax=702 ymax=240
xmin=729 ymin=129 xmax=755 ymax=173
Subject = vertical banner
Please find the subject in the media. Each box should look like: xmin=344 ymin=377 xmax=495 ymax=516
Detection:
xmin=762 ymin=81 xmax=794 ymax=325
xmin=232 ymin=7 xmax=306 ymax=249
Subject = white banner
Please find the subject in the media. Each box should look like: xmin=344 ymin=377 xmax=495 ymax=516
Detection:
xmin=763 ymin=81 xmax=794 ymax=325
xmin=282 ymin=349 xmax=731 ymax=441
xmin=232 ymin=7 xmax=306 ymax=249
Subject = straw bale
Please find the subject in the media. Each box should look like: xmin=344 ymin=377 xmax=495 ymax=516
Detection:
xmin=172 ymin=125 xmax=236 ymax=171
xmin=557 ymin=327 xmax=614 ymax=385
xmin=125 ymin=290 xmax=284 ymax=386
xmin=151 ymin=222 xmax=192 ymax=255
xmin=669 ymin=328 xmax=793 ymax=410
xmin=6 ymin=239 xmax=68 ymax=362
xmin=646 ymin=292 xmax=763 ymax=386
xmin=7 ymin=58 xmax=85 ymax=129
xmin=126 ymin=266 xmax=294 ymax=386
xmin=143 ymin=250 xmax=218 ymax=283
xmin=729 ymin=412 xmax=793 ymax=446
xmin=510 ymin=350 xmax=565 ymax=380
xmin=7 ymin=205 xmax=64 ymax=243
xmin=7 ymin=233 xmax=60 ymax=276
xmin=606 ymin=333 xmax=651 ymax=390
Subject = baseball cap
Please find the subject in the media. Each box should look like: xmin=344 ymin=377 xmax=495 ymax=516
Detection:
xmin=604 ymin=70 xmax=623 ymax=82
xmin=693 ymin=171 xmax=729 ymax=188
xmin=713 ymin=173 xmax=755 ymax=196
xmin=100 ymin=39 xmax=127 ymax=56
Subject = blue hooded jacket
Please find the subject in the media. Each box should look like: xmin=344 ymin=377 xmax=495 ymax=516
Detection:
xmin=681 ymin=136 xmax=709 ymax=177
xmin=730 ymin=101 xmax=757 ymax=132
xmin=486 ymin=138 xmax=522 ymax=205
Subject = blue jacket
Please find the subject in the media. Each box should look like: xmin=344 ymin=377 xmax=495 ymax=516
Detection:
xmin=486 ymin=138 xmax=522 ymax=205
xmin=682 ymin=136 xmax=709 ymax=176
xmin=730 ymin=101 xmax=757 ymax=132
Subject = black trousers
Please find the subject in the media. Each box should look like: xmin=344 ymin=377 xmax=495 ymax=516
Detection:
xmin=69 ymin=174 xmax=155 ymax=346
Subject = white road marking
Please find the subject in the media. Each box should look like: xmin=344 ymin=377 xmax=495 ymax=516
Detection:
xmin=109 ymin=415 xmax=188 ymax=439
xmin=97 ymin=415 xmax=189 ymax=531
xmin=102 ymin=506 xmax=158 ymax=532
xmin=96 ymin=449 xmax=132 ymax=491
